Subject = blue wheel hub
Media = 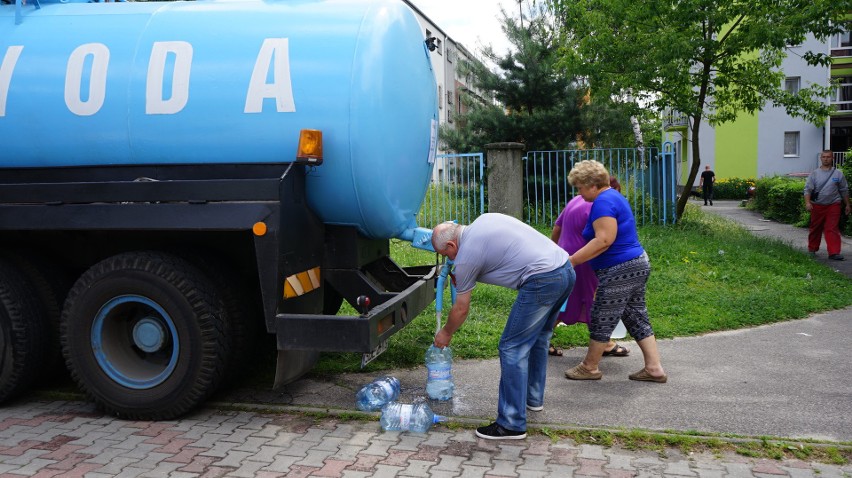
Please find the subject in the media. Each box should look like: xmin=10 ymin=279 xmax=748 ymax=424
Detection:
xmin=91 ymin=295 xmax=179 ymax=389
xmin=132 ymin=317 xmax=166 ymax=353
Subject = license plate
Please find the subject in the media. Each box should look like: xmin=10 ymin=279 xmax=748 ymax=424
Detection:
xmin=361 ymin=340 xmax=388 ymax=368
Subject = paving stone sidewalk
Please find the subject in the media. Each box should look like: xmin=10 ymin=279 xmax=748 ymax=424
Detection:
xmin=0 ymin=400 xmax=850 ymax=477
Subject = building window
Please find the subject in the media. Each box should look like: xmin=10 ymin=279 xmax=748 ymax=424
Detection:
xmin=436 ymin=38 xmax=443 ymax=55
xmin=832 ymin=76 xmax=852 ymax=112
xmin=784 ymin=77 xmax=800 ymax=94
xmin=832 ymin=30 xmax=852 ymax=57
xmin=438 ymin=85 xmax=442 ymax=110
xmin=784 ymin=132 xmax=799 ymax=157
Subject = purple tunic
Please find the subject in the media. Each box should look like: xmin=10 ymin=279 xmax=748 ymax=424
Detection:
xmin=554 ymin=196 xmax=598 ymax=325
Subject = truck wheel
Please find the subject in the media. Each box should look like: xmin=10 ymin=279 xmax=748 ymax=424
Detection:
xmin=1 ymin=251 xmax=70 ymax=380
xmin=60 ymin=252 xmax=229 ymax=420
xmin=0 ymin=259 xmax=48 ymax=403
xmin=176 ymin=251 xmax=260 ymax=386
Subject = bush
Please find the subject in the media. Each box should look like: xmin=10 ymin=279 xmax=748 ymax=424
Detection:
xmin=765 ymin=179 xmax=807 ymax=224
xmin=752 ymin=176 xmax=797 ymax=212
xmin=841 ymin=150 xmax=852 ymax=236
xmin=750 ymin=176 xmax=806 ymax=224
xmin=713 ymin=177 xmax=755 ymax=200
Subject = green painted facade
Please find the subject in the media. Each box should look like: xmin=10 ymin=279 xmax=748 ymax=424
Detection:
xmin=715 ymin=112 xmax=759 ymax=179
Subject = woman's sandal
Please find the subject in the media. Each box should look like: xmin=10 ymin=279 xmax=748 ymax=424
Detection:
xmin=629 ymin=368 xmax=667 ymax=383
xmin=602 ymin=343 xmax=630 ymax=357
xmin=564 ymin=363 xmax=602 ymax=380
xmin=548 ymin=343 xmax=563 ymax=356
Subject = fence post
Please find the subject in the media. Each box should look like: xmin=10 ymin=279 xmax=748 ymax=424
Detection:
xmin=485 ymin=142 xmax=525 ymax=220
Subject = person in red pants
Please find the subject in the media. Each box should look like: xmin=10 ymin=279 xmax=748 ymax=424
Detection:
xmin=804 ymin=150 xmax=851 ymax=261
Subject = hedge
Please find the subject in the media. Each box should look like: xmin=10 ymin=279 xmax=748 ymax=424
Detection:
xmin=712 ymin=177 xmax=755 ymax=200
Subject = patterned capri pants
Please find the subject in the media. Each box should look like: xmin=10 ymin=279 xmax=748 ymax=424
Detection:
xmin=588 ymin=252 xmax=654 ymax=343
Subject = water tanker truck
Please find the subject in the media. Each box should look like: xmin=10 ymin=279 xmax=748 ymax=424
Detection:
xmin=0 ymin=0 xmax=440 ymax=419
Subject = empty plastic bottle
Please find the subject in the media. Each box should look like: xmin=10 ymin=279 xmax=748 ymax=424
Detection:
xmin=380 ymin=401 xmax=445 ymax=433
xmin=355 ymin=376 xmax=401 ymax=411
xmin=425 ymin=344 xmax=454 ymax=400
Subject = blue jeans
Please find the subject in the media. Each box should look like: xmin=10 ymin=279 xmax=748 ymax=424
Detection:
xmin=496 ymin=261 xmax=575 ymax=432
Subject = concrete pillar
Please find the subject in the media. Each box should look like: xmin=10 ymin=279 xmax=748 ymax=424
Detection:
xmin=485 ymin=142 xmax=525 ymax=220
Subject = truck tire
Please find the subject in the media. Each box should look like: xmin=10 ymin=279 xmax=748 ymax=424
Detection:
xmin=0 ymin=259 xmax=48 ymax=403
xmin=1 ymin=251 xmax=71 ymax=381
xmin=60 ymin=251 xmax=229 ymax=420
xmin=175 ymin=250 xmax=261 ymax=386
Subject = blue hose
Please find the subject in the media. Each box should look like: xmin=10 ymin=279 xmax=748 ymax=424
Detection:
xmin=435 ymin=259 xmax=455 ymax=332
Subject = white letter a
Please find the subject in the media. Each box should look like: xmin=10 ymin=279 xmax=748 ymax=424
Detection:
xmin=244 ymin=38 xmax=296 ymax=113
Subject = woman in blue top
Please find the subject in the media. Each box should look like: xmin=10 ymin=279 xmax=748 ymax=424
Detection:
xmin=563 ymin=160 xmax=667 ymax=383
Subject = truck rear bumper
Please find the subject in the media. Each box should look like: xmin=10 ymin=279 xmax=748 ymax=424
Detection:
xmin=274 ymin=265 xmax=437 ymax=353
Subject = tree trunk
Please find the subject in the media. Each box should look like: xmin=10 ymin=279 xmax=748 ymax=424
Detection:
xmin=630 ymin=115 xmax=645 ymax=164
xmin=676 ymin=118 xmax=702 ymax=218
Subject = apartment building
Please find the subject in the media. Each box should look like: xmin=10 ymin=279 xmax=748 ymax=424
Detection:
xmin=402 ymin=1 xmax=491 ymax=154
xmin=663 ymin=24 xmax=851 ymax=184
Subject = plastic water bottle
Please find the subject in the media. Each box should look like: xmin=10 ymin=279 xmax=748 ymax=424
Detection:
xmin=380 ymin=401 xmax=445 ymax=433
xmin=425 ymin=345 xmax=454 ymax=400
xmin=355 ymin=376 xmax=401 ymax=411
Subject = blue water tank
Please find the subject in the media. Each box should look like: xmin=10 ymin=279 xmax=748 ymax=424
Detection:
xmin=0 ymin=0 xmax=438 ymax=239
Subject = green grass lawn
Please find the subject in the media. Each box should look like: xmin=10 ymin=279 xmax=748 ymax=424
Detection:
xmin=311 ymin=204 xmax=852 ymax=375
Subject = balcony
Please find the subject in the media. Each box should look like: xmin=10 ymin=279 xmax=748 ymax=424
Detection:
xmin=831 ymin=77 xmax=852 ymax=116
xmin=662 ymin=109 xmax=689 ymax=131
xmin=831 ymin=31 xmax=851 ymax=58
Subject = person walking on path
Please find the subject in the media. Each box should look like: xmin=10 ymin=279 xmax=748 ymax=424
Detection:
xmin=549 ymin=176 xmax=629 ymax=358
xmin=700 ymin=165 xmax=715 ymax=206
xmin=431 ymin=213 xmax=576 ymax=440
xmin=563 ymin=160 xmax=667 ymax=383
xmin=804 ymin=150 xmax=851 ymax=261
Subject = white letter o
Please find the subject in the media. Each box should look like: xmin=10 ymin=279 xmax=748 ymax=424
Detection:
xmin=65 ymin=43 xmax=109 ymax=116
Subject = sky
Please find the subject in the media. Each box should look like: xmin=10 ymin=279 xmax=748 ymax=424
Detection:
xmin=408 ymin=0 xmax=517 ymax=57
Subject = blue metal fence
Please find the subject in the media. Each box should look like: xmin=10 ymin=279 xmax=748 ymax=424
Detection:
xmin=417 ymin=148 xmax=678 ymax=229
xmin=417 ymin=153 xmax=485 ymax=228
xmin=524 ymin=147 xmax=678 ymax=227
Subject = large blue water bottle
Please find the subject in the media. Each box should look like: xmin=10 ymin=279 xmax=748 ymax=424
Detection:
xmin=425 ymin=345 xmax=454 ymax=400
xmin=355 ymin=376 xmax=401 ymax=411
xmin=380 ymin=400 xmax=446 ymax=433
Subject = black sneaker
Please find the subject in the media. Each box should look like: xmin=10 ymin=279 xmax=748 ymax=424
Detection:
xmin=475 ymin=422 xmax=526 ymax=440
xmin=829 ymin=254 xmax=845 ymax=261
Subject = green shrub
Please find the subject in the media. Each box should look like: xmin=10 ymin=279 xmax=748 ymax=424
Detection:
xmin=841 ymin=150 xmax=852 ymax=236
xmin=765 ymin=179 xmax=806 ymax=223
xmin=713 ymin=177 xmax=755 ymax=200
xmin=752 ymin=176 xmax=794 ymax=212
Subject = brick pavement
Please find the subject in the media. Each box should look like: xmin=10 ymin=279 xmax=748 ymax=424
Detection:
xmin=0 ymin=401 xmax=849 ymax=477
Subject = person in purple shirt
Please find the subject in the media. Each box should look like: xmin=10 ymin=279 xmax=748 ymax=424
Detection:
xmin=563 ymin=160 xmax=667 ymax=383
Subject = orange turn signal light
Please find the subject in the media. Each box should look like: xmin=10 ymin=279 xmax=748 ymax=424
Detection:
xmin=296 ymin=129 xmax=323 ymax=165
xmin=252 ymin=222 xmax=268 ymax=236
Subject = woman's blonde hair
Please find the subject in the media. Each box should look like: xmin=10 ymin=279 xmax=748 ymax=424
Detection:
xmin=568 ymin=160 xmax=610 ymax=189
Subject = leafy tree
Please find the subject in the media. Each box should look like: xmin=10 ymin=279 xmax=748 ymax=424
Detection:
xmin=440 ymin=2 xmax=587 ymax=153
xmin=549 ymin=0 xmax=849 ymax=218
